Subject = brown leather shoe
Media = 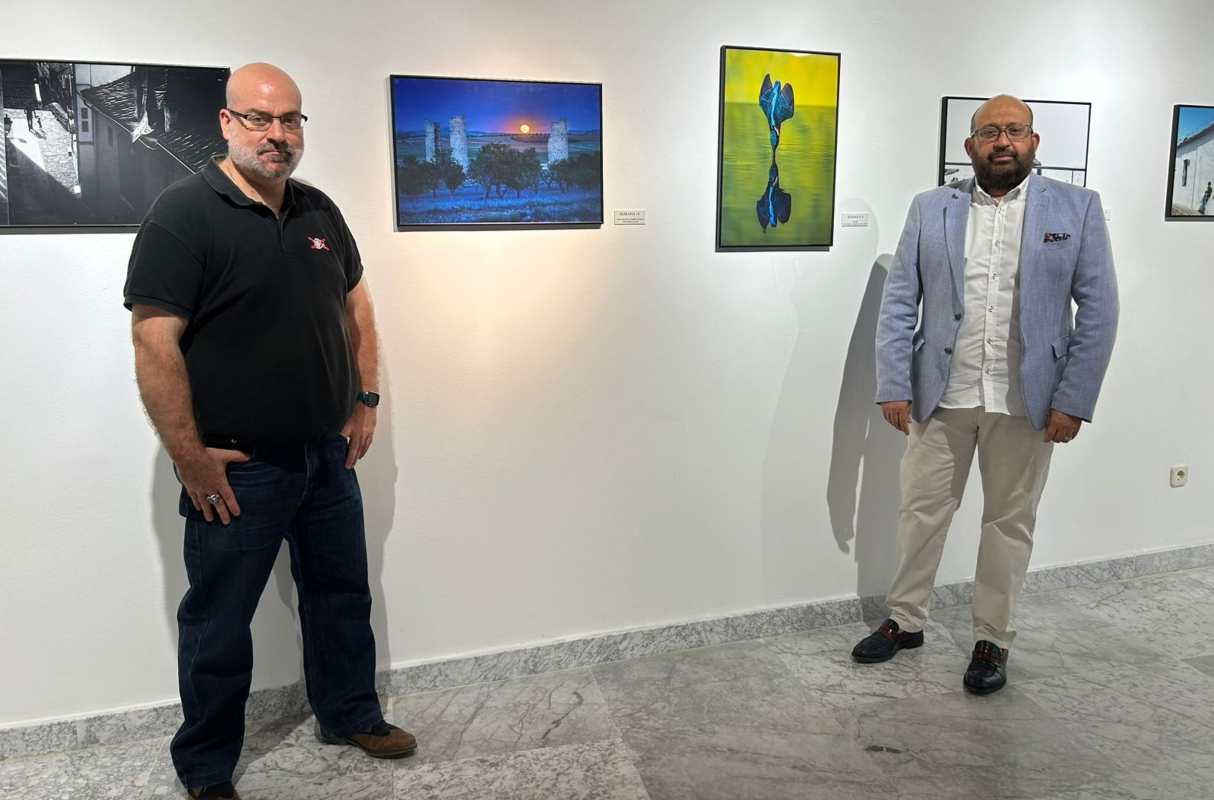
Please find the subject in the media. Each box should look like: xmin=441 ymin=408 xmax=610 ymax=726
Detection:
xmin=187 ymin=783 xmax=240 ymax=799
xmin=318 ymin=720 xmax=417 ymax=759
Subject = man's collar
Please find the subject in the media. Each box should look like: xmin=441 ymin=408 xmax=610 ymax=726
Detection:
xmin=202 ymin=157 xmax=295 ymax=211
xmin=972 ymin=171 xmax=1032 ymax=205
xmin=202 ymin=157 xmax=254 ymax=206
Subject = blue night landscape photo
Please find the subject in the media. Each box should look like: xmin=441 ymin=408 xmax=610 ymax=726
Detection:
xmin=391 ymin=76 xmax=603 ymax=227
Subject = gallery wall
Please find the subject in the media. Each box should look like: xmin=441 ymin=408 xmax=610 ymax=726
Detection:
xmin=1 ymin=0 xmax=1211 ymax=726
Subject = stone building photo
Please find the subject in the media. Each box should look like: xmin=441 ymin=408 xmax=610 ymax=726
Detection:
xmin=1169 ymin=104 xmax=1214 ymax=217
xmin=391 ymin=75 xmax=603 ymax=227
xmin=0 ymin=60 xmax=227 ymax=227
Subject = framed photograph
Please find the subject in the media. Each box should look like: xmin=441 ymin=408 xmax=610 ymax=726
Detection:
xmin=389 ymin=75 xmax=603 ymax=229
xmin=716 ymin=45 xmax=840 ymax=251
xmin=938 ymin=96 xmax=1091 ymax=187
xmin=1165 ymin=104 xmax=1214 ymax=220
xmin=0 ymin=59 xmax=228 ymax=229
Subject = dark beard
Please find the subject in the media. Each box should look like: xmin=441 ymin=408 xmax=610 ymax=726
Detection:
xmin=971 ymin=147 xmax=1034 ymax=194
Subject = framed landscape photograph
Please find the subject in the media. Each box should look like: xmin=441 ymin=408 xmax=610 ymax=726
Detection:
xmin=0 ymin=59 xmax=228 ymax=228
xmin=716 ymin=45 xmax=840 ymax=251
xmin=938 ymin=96 xmax=1091 ymax=187
xmin=1165 ymin=104 xmax=1214 ymax=220
xmin=389 ymin=75 xmax=603 ymax=229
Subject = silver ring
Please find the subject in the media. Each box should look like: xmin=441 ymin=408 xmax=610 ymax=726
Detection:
xmin=206 ymin=493 xmax=222 ymax=506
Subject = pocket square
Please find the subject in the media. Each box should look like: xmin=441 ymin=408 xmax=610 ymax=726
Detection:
xmin=1043 ymin=232 xmax=1072 ymax=243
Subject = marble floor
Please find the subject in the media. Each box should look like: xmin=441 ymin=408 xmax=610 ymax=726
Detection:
xmin=6 ymin=565 xmax=1214 ymax=799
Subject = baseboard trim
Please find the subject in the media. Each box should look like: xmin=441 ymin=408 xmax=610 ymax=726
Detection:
xmin=4 ymin=540 xmax=1212 ymax=760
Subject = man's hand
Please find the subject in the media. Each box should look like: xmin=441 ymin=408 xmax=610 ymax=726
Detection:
xmin=1044 ymin=409 xmax=1083 ymax=444
xmin=175 ymin=447 xmax=250 ymax=524
xmin=341 ymin=403 xmax=376 ymax=469
xmin=880 ymin=400 xmax=912 ymax=435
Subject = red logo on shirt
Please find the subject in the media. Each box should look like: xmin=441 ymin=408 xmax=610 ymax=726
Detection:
xmin=308 ymin=236 xmax=331 ymax=251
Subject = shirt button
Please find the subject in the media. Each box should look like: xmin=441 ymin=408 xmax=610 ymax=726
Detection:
xmin=954 ymin=313 xmax=962 ymax=321
xmin=988 ymin=306 xmax=995 ymax=313
xmin=944 ymin=347 xmax=953 ymax=354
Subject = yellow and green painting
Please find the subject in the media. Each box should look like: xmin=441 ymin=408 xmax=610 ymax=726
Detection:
xmin=716 ymin=46 xmax=840 ymax=250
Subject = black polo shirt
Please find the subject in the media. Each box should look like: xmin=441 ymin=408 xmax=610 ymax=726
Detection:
xmin=124 ymin=159 xmax=364 ymax=447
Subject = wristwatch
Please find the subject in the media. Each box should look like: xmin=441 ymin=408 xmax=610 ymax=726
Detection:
xmin=356 ymin=390 xmax=380 ymax=408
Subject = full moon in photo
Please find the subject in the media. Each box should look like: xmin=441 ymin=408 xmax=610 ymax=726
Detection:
xmin=519 ymin=123 xmax=531 ymax=133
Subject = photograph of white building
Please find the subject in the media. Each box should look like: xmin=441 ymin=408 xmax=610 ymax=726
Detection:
xmin=1168 ymin=104 xmax=1214 ymax=218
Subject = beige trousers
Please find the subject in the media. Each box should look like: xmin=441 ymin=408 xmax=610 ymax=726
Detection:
xmin=885 ymin=407 xmax=1054 ymax=649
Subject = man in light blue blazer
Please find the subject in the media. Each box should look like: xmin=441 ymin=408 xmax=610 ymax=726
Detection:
xmin=851 ymin=96 xmax=1118 ymax=694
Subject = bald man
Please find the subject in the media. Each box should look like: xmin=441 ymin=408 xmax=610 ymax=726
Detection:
xmin=851 ymin=95 xmax=1118 ymax=694
xmin=124 ymin=64 xmax=414 ymax=799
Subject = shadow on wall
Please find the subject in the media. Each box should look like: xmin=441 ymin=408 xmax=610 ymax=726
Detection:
xmin=149 ymin=364 xmax=398 ymax=751
xmin=268 ymin=365 xmax=399 ymax=702
xmin=827 ymin=256 xmax=906 ymax=622
xmin=760 ymin=213 xmax=905 ymax=613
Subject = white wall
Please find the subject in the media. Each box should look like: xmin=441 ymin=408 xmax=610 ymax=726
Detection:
xmin=2 ymin=0 xmax=1211 ymax=726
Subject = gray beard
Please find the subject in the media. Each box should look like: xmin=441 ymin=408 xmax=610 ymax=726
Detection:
xmin=228 ymin=143 xmax=301 ymax=182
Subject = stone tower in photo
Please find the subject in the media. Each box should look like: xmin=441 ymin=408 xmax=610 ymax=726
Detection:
xmin=424 ymin=121 xmax=440 ymax=163
xmin=449 ymin=116 xmax=470 ymax=171
xmin=547 ymin=119 xmax=569 ymax=165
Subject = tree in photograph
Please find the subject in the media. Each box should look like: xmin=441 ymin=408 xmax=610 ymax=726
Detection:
xmin=397 ymin=156 xmax=441 ymax=196
xmin=503 ymin=148 xmax=541 ymax=198
xmin=441 ymin=159 xmax=465 ymax=194
xmin=469 ymin=144 xmax=508 ymax=199
xmin=551 ymin=152 xmax=601 ymax=192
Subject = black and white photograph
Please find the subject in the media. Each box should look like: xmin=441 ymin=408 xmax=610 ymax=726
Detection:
xmin=1165 ymin=103 xmax=1214 ymax=219
xmin=0 ymin=59 xmax=228 ymax=228
xmin=938 ymin=95 xmax=1091 ymax=187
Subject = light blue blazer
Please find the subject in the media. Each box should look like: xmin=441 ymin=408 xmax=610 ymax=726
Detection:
xmin=875 ymin=175 xmax=1119 ymax=430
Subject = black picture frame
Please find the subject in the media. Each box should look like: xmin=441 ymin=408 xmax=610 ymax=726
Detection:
xmin=388 ymin=74 xmax=604 ymax=231
xmin=1165 ymin=104 xmax=1214 ymax=220
xmin=715 ymin=45 xmax=841 ymax=252
xmin=938 ymin=96 xmax=1092 ymax=188
xmin=0 ymin=58 xmax=229 ymax=230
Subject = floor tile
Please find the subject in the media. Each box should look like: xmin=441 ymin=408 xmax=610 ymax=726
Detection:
xmin=231 ymin=715 xmax=393 ymax=800
xmin=765 ymin=621 xmax=969 ymax=708
xmin=1016 ymin=659 xmax=1214 ymax=799
xmin=387 ymin=667 xmax=618 ymax=766
xmin=393 ymin=739 xmax=649 ymax=800
xmin=1063 ymin=571 xmax=1214 ymax=656
xmin=1183 ymin=653 xmax=1214 ymax=677
xmin=593 ymin=640 xmax=893 ymax=799
xmin=842 ymin=687 xmax=1115 ymax=799
xmin=0 ymin=735 xmax=173 ymax=800
xmin=930 ymin=591 xmax=1164 ymax=682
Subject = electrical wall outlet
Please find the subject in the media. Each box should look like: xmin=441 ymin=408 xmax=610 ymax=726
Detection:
xmin=1170 ymin=465 xmax=1189 ymax=488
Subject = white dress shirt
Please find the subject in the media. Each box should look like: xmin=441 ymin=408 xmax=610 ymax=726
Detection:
xmin=939 ymin=174 xmax=1031 ymax=416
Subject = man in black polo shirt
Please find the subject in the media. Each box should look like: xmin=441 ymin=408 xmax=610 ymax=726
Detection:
xmin=125 ymin=63 xmax=414 ymax=800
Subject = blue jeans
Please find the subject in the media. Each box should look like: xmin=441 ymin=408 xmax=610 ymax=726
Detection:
xmin=170 ymin=435 xmax=384 ymax=788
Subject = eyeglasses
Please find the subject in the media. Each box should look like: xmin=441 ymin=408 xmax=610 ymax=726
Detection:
xmin=225 ymin=108 xmax=308 ymax=132
xmin=971 ymin=123 xmax=1033 ymax=142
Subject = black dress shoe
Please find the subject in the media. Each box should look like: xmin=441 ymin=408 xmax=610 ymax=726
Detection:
xmin=851 ymin=618 xmax=925 ymax=663
xmin=963 ymin=640 xmax=1008 ymax=695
